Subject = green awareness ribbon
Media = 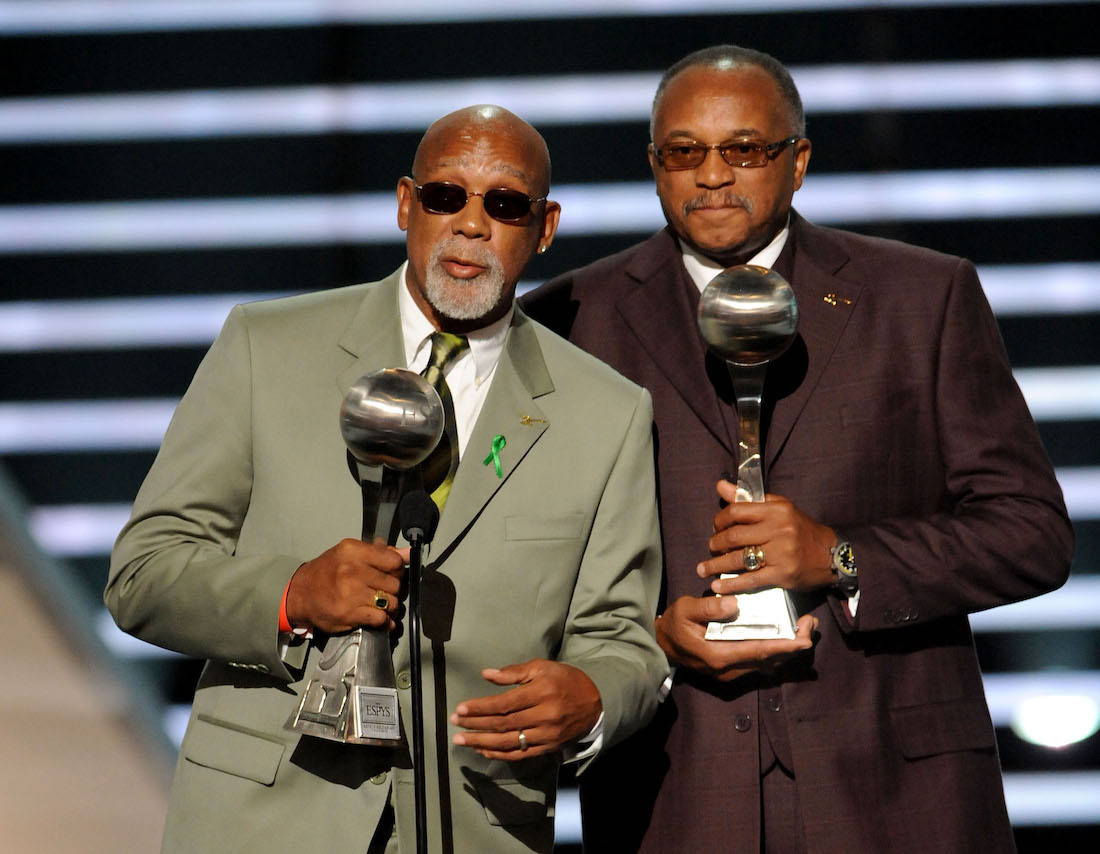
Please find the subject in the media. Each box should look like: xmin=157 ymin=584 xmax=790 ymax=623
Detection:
xmin=482 ymin=434 xmax=506 ymax=478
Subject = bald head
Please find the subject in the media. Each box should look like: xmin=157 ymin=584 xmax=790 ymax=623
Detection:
xmin=412 ymin=105 xmax=553 ymax=197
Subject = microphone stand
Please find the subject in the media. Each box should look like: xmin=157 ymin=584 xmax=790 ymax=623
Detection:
xmin=399 ymin=491 xmax=439 ymax=854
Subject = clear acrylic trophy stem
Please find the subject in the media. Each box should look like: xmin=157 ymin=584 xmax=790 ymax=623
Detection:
xmin=697 ymin=266 xmax=799 ymax=642
xmin=704 ymin=364 xmax=798 ymax=640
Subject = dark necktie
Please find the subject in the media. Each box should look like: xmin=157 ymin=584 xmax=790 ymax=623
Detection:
xmin=420 ymin=331 xmax=469 ymax=510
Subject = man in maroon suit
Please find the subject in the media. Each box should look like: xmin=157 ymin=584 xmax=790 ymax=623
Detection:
xmin=522 ymin=45 xmax=1073 ymax=853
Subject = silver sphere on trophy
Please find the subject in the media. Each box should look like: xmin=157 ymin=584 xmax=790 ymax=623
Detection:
xmin=287 ymin=368 xmax=444 ymax=745
xmin=340 ymin=368 xmax=446 ymax=470
xmin=698 ymin=265 xmax=800 ymax=640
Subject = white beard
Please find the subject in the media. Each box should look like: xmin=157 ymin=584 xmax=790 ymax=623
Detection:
xmin=424 ymin=237 xmax=507 ymax=321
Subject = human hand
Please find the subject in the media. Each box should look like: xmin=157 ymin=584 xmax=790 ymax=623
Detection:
xmin=285 ymin=538 xmax=406 ymax=633
xmin=451 ymin=659 xmax=602 ymax=760
xmin=700 ymin=481 xmax=837 ymax=595
xmin=656 ymin=593 xmax=818 ymax=682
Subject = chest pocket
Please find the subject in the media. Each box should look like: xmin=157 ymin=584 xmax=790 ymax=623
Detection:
xmin=505 ymin=514 xmax=586 ymax=541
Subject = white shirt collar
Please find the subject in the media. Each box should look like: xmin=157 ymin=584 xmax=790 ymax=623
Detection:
xmin=397 ymin=261 xmax=513 ymax=385
xmin=679 ymin=217 xmax=791 ymax=292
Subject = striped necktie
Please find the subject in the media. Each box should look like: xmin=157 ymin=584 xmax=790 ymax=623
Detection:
xmin=420 ymin=331 xmax=469 ymax=510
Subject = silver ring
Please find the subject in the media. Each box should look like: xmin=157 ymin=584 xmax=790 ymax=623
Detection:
xmin=518 ymin=730 xmax=528 ymax=751
xmin=743 ymin=546 xmax=765 ymax=572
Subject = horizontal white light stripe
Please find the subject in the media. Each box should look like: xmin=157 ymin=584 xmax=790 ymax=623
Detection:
xmin=96 ymin=609 xmax=183 ymax=659
xmin=1002 ymin=772 xmax=1100 ymax=826
xmin=29 ymin=503 xmax=133 ymax=557
xmin=1013 ymin=367 xmax=1100 ymax=421
xmin=793 ymin=168 xmax=1100 ymax=223
xmin=2 ymin=167 xmax=1097 ymax=254
xmin=0 ymin=399 xmax=178 ymax=453
xmin=0 ymin=193 xmax=401 ymax=253
xmin=163 ymin=704 xmax=192 ymax=747
xmin=0 ymin=292 xmax=285 ymax=352
xmin=979 ymin=263 xmax=1100 ymax=316
xmin=983 ymin=672 xmax=1100 ymax=725
xmin=2 ymin=60 xmax=1096 ymax=144
xmin=972 ymin=577 xmax=1100 ymax=632
xmin=1057 ymin=468 xmax=1100 ymax=522
xmin=1 ymin=1 xmax=1092 ymax=34
xmin=0 ymin=264 xmax=1097 ymax=355
xmin=1 ymin=367 xmax=1096 ymax=456
xmin=27 ymin=467 xmax=1100 ymax=557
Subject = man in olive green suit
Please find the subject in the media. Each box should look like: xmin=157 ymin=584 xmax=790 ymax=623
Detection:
xmin=107 ymin=106 xmax=666 ymax=854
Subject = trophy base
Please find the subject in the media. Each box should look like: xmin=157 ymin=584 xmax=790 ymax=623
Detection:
xmin=285 ymin=628 xmax=405 ymax=746
xmin=286 ymin=679 xmax=404 ymax=745
xmin=705 ymin=585 xmax=798 ymax=641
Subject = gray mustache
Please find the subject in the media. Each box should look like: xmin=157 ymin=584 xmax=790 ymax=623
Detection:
xmin=683 ymin=194 xmax=754 ymax=215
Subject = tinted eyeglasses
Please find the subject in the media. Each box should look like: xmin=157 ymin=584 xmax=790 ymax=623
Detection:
xmin=413 ymin=181 xmax=546 ymax=223
xmin=651 ymin=136 xmax=802 ymax=170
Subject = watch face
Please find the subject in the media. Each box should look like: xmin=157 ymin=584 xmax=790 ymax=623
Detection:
xmin=835 ymin=542 xmax=856 ymax=575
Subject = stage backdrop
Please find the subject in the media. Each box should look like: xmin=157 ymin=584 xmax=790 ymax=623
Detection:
xmin=1 ymin=2 xmax=1097 ymax=850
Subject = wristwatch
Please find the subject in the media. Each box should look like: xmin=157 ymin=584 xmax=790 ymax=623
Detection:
xmin=830 ymin=539 xmax=858 ymax=596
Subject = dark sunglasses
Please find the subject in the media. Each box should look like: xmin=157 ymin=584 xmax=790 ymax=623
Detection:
xmin=412 ymin=181 xmax=546 ymax=223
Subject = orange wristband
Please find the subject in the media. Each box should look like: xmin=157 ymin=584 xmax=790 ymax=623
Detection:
xmin=278 ymin=580 xmax=293 ymax=633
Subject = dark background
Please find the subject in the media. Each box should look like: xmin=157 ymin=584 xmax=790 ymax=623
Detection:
xmin=1 ymin=1 xmax=1097 ymax=850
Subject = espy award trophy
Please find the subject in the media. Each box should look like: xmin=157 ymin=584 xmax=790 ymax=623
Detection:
xmin=697 ymin=265 xmax=799 ymax=641
xmin=286 ymin=368 xmax=444 ymax=744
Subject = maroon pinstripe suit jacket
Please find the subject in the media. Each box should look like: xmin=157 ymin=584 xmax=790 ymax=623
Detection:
xmin=521 ymin=213 xmax=1073 ymax=853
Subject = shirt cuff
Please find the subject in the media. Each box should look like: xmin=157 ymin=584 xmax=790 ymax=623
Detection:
xmin=562 ymin=711 xmax=605 ymax=764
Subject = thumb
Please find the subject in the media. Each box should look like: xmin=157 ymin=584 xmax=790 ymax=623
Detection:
xmin=699 ymin=593 xmax=740 ymax=623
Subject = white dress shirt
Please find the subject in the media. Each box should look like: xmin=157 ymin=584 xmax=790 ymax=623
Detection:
xmin=398 ymin=262 xmax=512 ymax=459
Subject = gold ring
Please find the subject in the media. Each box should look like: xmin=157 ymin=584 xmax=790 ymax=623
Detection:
xmin=518 ymin=730 xmax=528 ymax=751
xmin=373 ymin=590 xmax=389 ymax=609
xmin=743 ymin=546 xmax=765 ymax=571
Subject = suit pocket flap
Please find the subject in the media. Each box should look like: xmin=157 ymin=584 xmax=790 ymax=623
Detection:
xmin=474 ymin=779 xmax=550 ymax=826
xmin=184 ymin=716 xmax=286 ymax=786
xmin=505 ymin=514 xmax=585 ymax=541
xmin=890 ymin=699 xmax=996 ymax=759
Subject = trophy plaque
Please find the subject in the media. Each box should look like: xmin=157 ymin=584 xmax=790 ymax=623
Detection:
xmin=698 ymin=265 xmax=800 ymax=641
xmin=287 ymin=368 xmax=444 ymax=744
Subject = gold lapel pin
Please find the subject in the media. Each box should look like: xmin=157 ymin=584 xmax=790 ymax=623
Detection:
xmin=823 ymin=293 xmax=852 ymax=307
xmin=520 ymin=415 xmax=547 ymax=425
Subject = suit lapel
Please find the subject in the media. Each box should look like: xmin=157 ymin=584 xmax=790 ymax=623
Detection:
xmin=335 ymin=269 xmax=406 ymax=395
xmin=615 ymin=230 xmax=735 ymax=453
xmin=764 ymin=214 xmax=862 ymax=473
xmin=430 ymin=309 xmax=551 ymax=554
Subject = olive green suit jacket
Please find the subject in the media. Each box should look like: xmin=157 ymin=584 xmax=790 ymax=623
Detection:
xmin=107 ymin=269 xmax=666 ymax=853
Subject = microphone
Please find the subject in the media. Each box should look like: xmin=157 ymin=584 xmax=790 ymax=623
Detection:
xmin=397 ymin=488 xmax=438 ymax=854
xmin=399 ymin=490 xmax=439 ymax=546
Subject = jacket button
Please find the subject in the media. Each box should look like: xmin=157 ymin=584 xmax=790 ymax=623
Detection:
xmin=396 ymin=671 xmax=412 ymax=689
xmin=370 ymin=772 xmax=387 ymax=785
xmin=734 ymin=714 xmax=753 ymax=733
xmin=767 ymin=697 xmax=782 ymax=713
